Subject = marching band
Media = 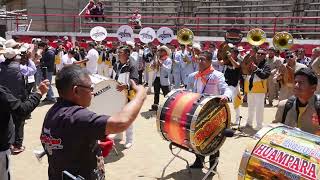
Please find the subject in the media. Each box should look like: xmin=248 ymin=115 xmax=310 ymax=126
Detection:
xmin=1 ymin=24 xmax=320 ymax=180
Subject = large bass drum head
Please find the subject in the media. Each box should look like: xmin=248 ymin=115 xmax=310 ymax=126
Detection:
xmin=89 ymin=77 xmax=127 ymax=116
xmin=190 ymin=97 xmax=231 ymax=156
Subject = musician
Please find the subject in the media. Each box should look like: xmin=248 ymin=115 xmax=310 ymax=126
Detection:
xmin=150 ymin=45 xmax=172 ymax=111
xmin=310 ymin=47 xmax=320 ymax=93
xmin=41 ymin=65 xmax=146 ymax=180
xmin=171 ymin=44 xmax=182 ymax=89
xmin=296 ymin=48 xmax=311 ymax=66
xmin=111 ymin=45 xmax=139 ymax=149
xmin=54 ymin=40 xmax=65 ymax=73
xmin=186 ymin=50 xmax=231 ymax=171
xmin=275 ymin=51 xmax=307 ymax=101
xmin=142 ymin=43 xmax=154 ymax=93
xmin=273 ymin=68 xmax=320 ymax=135
xmin=0 ymin=80 xmax=48 ymax=180
xmin=266 ymin=47 xmax=283 ymax=106
xmin=97 ymin=45 xmax=110 ymax=77
xmin=179 ymin=44 xmax=196 ymax=87
xmin=209 ymin=42 xmax=222 ymax=72
xmin=223 ymin=47 xmax=242 ymax=124
xmin=191 ymin=43 xmax=201 ymax=70
xmin=244 ymin=49 xmax=271 ymax=130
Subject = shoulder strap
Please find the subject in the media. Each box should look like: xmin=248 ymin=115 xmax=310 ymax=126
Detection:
xmin=314 ymin=94 xmax=320 ymax=125
xmin=281 ymin=96 xmax=296 ymax=124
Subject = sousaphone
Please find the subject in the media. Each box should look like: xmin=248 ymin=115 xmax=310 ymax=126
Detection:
xmin=177 ymin=28 xmax=194 ymax=45
xmin=273 ymin=31 xmax=293 ymax=51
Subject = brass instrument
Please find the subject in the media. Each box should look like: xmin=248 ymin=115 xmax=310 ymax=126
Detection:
xmin=218 ymin=29 xmax=243 ymax=66
xmin=273 ymin=31 xmax=293 ymax=51
xmin=276 ymin=64 xmax=294 ymax=87
xmin=152 ymin=50 xmax=161 ymax=71
xmin=241 ymin=53 xmax=256 ymax=75
xmin=247 ymin=28 xmax=266 ymax=46
xmin=217 ymin=42 xmax=232 ymax=66
xmin=177 ymin=28 xmax=194 ymax=45
xmin=239 ymin=28 xmax=266 ymax=74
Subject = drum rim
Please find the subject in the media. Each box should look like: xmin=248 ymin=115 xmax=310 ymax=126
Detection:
xmin=190 ymin=96 xmax=231 ymax=156
xmin=238 ymin=124 xmax=316 ymax=179
xmin=156 ymin=90 xmax=182 ymax=141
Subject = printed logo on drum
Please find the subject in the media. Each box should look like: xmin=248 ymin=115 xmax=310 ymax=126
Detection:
xmin=40 ymin=128 xmax=63 ymax=155
xmin=253 ymin=144 xmax=317 ymax=180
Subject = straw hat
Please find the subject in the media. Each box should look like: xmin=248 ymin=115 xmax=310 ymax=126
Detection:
xmin=4 ymin=48 xmax=20 ymax=59
xmin=158 ymin=45 xmax=171 ymax=56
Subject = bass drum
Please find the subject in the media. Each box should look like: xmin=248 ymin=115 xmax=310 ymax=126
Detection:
xmin=89 ymin=74 xmax=127 ymax=116
xmin=238 ymin=124 xmax=320 ymax=180
xmin=156 ymin=90 xmax=231 ymax=156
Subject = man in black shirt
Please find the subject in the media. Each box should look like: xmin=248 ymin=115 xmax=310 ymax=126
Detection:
xmin=38 ymin=41 xmax=56 ymax=103
xmin=0 ymin=80 xmax=49 ymax=180
xmin=41 ymin=65 xmax=146 ymax=180
xmin=223 ymin=47 xmax=242 ymax=124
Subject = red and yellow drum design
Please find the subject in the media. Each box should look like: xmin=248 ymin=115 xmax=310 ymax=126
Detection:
xmin=238 ymin=124 xmax=320 ymax=180
xmin=156 ymin=90 xmax=231 ymax=156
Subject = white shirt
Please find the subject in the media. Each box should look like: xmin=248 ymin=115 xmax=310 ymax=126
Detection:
xmin=129 ymin=51 xmax=139 ymax=68
xmin=62 ymin=54 xmax=76 ymax=67
xmin=85 ymin=48 xmax=99 ymax=74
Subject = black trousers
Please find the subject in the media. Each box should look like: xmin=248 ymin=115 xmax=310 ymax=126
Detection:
xmin=195 ymin=150 xmax=220 ymax=168
xmin=12 ymin=113 xmax=26 ymax=147
xmin=138 ymin=70 xmax=144 ymax=84
xmin=153 ymin=77 xmax=170 ymax=105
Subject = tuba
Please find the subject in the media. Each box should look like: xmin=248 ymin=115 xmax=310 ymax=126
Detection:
xmin=247 ymin=28 xmax=266 ymax=46
xmin=177 ymin=28 xmax=194 ymax=63
xmin=217 ymin=29 xmax=243 ymax=66
xmin=177 ymin=28 xmax=194 ymax=45
xmin=239 ymin=28 xmax=266 ymax=74
xmin=273 ymin=31 xmax=293 ymax=51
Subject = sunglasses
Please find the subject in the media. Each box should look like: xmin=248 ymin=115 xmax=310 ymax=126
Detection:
xmin=76 ymin=84 xmax=94 ymax=92
xmin=286 ymin=55 xmax=294 ymax=59
xmin=257 ymin=52 xmax=266 ymax=55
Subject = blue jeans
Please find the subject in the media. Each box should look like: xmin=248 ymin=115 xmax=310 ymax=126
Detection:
xmin=35 ymin=66 xmax=42 ymax=86
xmin=46 ymin=72 xmax=55 ymax=100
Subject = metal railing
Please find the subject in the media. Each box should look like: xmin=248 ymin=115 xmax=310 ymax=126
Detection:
xmin=11 ymin=13 xmax=320 ymax=38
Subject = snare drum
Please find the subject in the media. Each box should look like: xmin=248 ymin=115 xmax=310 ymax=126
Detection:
xmin=89 ymin=74 xmax=127 ymax=116
xmin=238 ymin=124 xmax=320 ymax=180
xmin=156 ymin=90 xmax=231 ymax=156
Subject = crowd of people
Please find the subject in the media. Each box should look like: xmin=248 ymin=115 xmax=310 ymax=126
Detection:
xmin=1 ymin=35 xmax=320 ymax=179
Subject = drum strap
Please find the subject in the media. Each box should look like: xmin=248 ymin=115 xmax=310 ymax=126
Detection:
xmin=282 ymin=94 xmax=320 ymax=125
